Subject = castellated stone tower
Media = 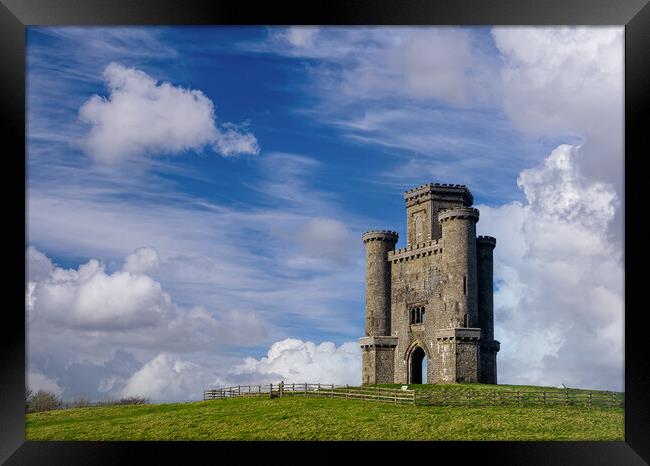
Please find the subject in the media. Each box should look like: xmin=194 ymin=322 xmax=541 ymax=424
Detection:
xmin=360 ymin=183 xmax=500 ymax=385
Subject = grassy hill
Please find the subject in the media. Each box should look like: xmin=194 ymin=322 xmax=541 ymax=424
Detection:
xmin=26 ymin=383 xmax=624 ymax=441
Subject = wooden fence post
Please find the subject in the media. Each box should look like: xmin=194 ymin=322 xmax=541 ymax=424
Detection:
xmin=543 ymin=391 xmax=546 ymax=405
xmin=331 ymin=384 xmax=334 ymax=398
xmin=493 ymin=390 xmax=496 ymax=406
xmin=413 ymin=390 xmax=417 ymax=406
xmin=611 ymin=392 xmax=616 ymax=408
xmin=305 ymin=382 xmax=307 ymax=396
xmin=588 ymin=391 xmax=592 ymax=407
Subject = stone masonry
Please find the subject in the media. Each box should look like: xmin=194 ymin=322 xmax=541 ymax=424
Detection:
xmin=360 ymin=183 xmax=500 ymax=385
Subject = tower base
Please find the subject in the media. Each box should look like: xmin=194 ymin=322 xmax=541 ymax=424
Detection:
xmin=431 ymin=328 xmax=482 ymax=383
xmin=479 ymin=339 xmax=500 ymax=384
xmin=360 ymin=336 xmax=398 ymax=385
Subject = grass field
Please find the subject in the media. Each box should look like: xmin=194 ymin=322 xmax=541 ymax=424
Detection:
xmin=26 ymin=384 xmax=624 ymax=441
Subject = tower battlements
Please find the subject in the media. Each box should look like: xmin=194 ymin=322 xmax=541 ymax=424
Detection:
xmin=403 ymin=183 xmax=473 ymax=207
xmin=362 ymin=230 xmax=399 ymax=243
xmin=477 ymin=235 xmax=497 ymax=247
xmin=438 ymin=207 xmax=480 ymax=222
xmin=361 ymin=183 xmax=500 ymax=386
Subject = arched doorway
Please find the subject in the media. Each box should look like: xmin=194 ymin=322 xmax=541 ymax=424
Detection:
xmin=409 ymin=346 xmax=427 ymax=384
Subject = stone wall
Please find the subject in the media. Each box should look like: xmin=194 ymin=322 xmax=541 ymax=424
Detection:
xmin=360 ymin=336 xmax=398 ymax=384
xmin=389 ymin=250 xmax=443 ymax=384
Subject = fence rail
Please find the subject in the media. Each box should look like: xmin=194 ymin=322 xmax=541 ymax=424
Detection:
xmin=203 ymin=383 xmax=415 ymax=404
xmin=203 ymin=383 xmax=623 ymax=408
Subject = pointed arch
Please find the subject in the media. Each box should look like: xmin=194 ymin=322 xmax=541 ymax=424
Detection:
xmin=404 ymin=340 xmax=431 ymax=384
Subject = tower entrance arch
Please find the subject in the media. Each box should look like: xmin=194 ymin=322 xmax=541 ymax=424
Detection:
xmin=407 ymin=343 xmax=428 ymax=384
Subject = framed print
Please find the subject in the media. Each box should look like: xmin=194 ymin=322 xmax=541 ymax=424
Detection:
xmin=2 ymin=0 xmax=649 ymax=464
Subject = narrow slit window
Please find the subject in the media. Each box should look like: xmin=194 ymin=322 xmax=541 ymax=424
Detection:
xmin=463 ymin=276 xmax=467 ymax=295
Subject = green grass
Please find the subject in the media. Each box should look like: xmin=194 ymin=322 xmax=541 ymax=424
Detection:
xmin=26 ymin=384 xmax=624 ymax=441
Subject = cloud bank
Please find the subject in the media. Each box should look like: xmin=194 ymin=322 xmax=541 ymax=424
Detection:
xmin=478 ymin=144 xmax=623 ymax=391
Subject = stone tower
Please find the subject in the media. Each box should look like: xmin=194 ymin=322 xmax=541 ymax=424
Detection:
xmin=360 ymin=183 xmax=500 ymax=385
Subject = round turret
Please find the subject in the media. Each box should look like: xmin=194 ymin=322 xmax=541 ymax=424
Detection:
xmin=440 ymin=208 xmax=479 ymax=329
xmin=363 ymin=230 xmax=398 ymax=337
xmin=477 ymin=235 xmax=496 ymax=340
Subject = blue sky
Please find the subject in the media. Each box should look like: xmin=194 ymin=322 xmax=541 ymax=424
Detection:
xmin=26 ymin=26 xmax=624 ymax=400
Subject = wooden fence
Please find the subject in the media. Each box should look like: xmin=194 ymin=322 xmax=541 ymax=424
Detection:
xmin=203 ymin=383 xmax=415 ymax=405
xmin=203 ymin=383 xmax=623 ymax=408
xmin=414 ymin=389 xmax=623 ymax=408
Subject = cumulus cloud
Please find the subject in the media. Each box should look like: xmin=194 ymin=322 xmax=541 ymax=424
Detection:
xmin=233 ymin=338 xmax=361 ymax=385
xmin=477 ymin=144 xmax=623 ymax=391
xmin=26 ymin=246 xmax=267 ymax=341
xmin=119 ymin=338 xmax=361 ymax=401
xmin=26 ymin=246 xmax=271 ymax=400
xmin=30 ymin=254 xmax=174 ymax=330
xmin=492 ymin=27 xmax=623 ymax=191
xmin=27 ymin=371 xmax=63 ymax=396
xmin=79 ymin=62 xmax=259 ymax=163
xmin=121 ymin=353 xmax=208 ymax=401
xmin=123 ymin=246 xmax=160 ymax=274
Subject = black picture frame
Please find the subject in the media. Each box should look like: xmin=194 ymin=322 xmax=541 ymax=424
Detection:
xmin=2 ymin=0 xmax=649 ymax=463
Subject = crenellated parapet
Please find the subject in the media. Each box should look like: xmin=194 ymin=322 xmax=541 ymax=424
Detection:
xmin=362 ymin=230 xmax=399 ymax=243
xmin=403 ymin=183 xmax=473 ymax=208
xmin=388 ymin=239 xmax=443 ymax=263
xmin=438 ymin=207 xmax=480 ymax=223
xmin=477 ymin=235 xmax=496 ymax=248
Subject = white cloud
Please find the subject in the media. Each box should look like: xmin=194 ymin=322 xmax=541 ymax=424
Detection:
xmin=262 ymin=27 xmax=498 ymax=108
xmin=492 ymin=27 xmax=623 ymax=191
xmin=121 ymin=353 xmax=208 ymax=401
xmin=79 ymin=62 xmax=259 ymax=163
xmin=275 ymin=27 xmax=319 ymax=48
xmin=121 ymin=338 xmax=362 ymax=401
xmin=26 ymin=245 xmax=55 ymax=282
xmin=233 ymin=338 xmax=361 ymax=385
xmin=28 ymin=371 xmax=63 ymax=396
xmin=27 ymin=246 xmax=268 ymax=344
xmin=123 ymin=246 xmax=160 ymax=274
xmin=32 ymin=256 xmax=174 ymax=330
xmin=477 ymin=144 xmax=623 ymax=391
